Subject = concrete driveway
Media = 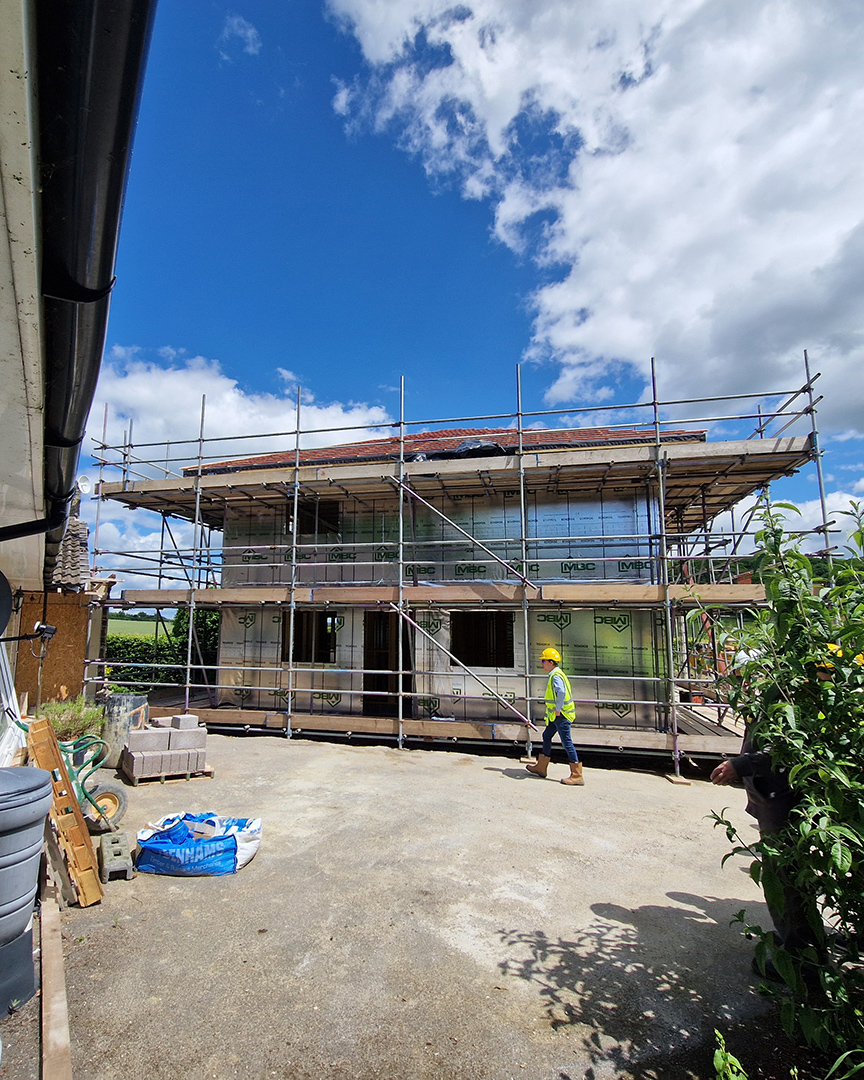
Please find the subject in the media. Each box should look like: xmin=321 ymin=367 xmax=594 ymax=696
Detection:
xmin=53 ymin=736 xmax=769 ymax=1079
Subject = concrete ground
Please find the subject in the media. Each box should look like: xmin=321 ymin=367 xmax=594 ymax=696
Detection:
xmin=6 ymin=735 xmax=775 ymax=1079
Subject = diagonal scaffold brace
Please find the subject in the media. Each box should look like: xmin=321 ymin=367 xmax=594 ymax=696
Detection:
xmin=387 ymin=603 xmax=539 ymax=731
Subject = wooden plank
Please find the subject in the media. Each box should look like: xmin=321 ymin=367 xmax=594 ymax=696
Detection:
xmin=27 ymin=719 xmax=104 ymax=908
xmin=100 ymin=434 xmax=810 ymax=503
xmin=306 ymin=587 xmax=398 ymax=604
xmin=124 ymin=766 xmax=215 ymax=787
xmin=124 ymin=582 xmax=760 ymax=607
xmin=120 ymin=587 xmax=312 ymax=606
xmin=99 ymin=434 xmax=812 ymax=494
xmin=569 ymin=728 xmax=742 ymax=754
xmin=405 ymin=584 xmax=539 ymax=601
xmin=310 ymin=584 xmax=537 ymax=604
xmin=153 ymin=707 xmax=521 ymax=741
xmin=541 ymin=584 xmax=765 ymax=604
xmin=40 ymin=878 xmax=73 ymax=1080
xmin=157 ymin=706 xmax=740 ymax=753
xmin=123 ymin=583 xmax=767 ymax=607
xmin=290 ymin=715 xmax=526 ymax=741
xmin=149 ymin=707 xmax=400 ymax=735
xmin=127 ymin=585 xmax=534 ymax=606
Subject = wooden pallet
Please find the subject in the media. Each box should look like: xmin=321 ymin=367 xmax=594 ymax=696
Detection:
xmin=27 ymin=719 xmax=104 ymax=908
xmin=122 ymin=765 xmax=215 ymax=787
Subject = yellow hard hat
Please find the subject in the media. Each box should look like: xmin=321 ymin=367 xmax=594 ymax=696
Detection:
xmin=540 ymin=647 xmax=561 ymax=663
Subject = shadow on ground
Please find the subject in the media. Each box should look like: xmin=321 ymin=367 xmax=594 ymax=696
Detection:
xmin=497 ymin=891 xmax=775 ymax=1079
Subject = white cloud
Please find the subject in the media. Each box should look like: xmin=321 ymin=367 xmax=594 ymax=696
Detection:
xmin=786 ymin=490 xmax=864 ymax=555
xmin=702 ymin=485 xmax=863 ymax=560
xmin=83 ymin=350 xmax=394 ymax=593
xmin=88 ymin=348 xmax=394 ymax=478
xmin=219 ymin=14 xmax=263 ymax=58
xmin=329 ymin=0 xmax=864 ymax=433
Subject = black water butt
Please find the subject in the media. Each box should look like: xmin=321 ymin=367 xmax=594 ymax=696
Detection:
xmin=0 ymin=767 xmax=53 ymax=1013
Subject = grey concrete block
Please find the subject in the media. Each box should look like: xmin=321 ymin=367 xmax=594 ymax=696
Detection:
xmin=150 ymin=715 xmax=172 ymax=727
xmin=171 ymin=713 xmax=199 ymax=730
xmin=168 ymin=727 xmax=207 ymax=750
xmin=120 ymin=749 xmax=166 ymax=779
xmin=188 ymin=748 xmax=207 ymax=772
xmin=170 ymin=750 xmax=192 ymax=774
xmin=98 ymin=832 xmax=134 ymax=883
xmin=126 ymin=727 xmax=170 ymax=752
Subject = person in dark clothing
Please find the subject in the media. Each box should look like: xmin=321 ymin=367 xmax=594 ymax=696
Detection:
xmin=712 ymin=726 xmax=822 ymax=968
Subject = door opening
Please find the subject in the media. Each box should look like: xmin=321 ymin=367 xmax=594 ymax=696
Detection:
xmin=363 ymin=611 xmax=414 ymax=718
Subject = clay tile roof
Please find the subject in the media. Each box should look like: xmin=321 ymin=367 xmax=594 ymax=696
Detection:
xmin=51 ymin=513 xmax=90 ymax=591
xmin=190 ymin=425 xmax=706 ymax=476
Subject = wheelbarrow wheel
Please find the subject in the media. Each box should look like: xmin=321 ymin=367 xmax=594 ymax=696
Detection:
xmin=86 ymin=782 xmax=128 ymax=832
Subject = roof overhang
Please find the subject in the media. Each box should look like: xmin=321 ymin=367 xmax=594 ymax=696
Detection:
xmin=99 ymin=433 xmax=814 ymax=535
xmin=0 ymin=0 xmax=156 ymax=590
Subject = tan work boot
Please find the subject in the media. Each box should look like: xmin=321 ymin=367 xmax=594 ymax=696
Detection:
xmin=560 ymin=762 xmax=584 ymax=786
xmin=526 ymin=754 xmax=550 ymax=778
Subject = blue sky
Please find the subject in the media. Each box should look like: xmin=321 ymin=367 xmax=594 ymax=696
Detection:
xmin=89 ymin=1 xmax=864 ymax=564
xmin=104 ymin=1 xmax=553 ymax=419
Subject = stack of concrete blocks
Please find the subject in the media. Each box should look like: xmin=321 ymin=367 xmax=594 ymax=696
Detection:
xmin=119 ymin=714 xmax=208 ymax=781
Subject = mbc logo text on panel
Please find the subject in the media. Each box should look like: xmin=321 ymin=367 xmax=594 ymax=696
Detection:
xmin=327 ymin=547 xmax=356 ymax=563
xmin=560 ymin=561 xmax=596 ymax=576
xmin=599 ymin=702 xmax=633 ymax=718
xmin=454 ymin=564 xmax=487 ymax=578
xmin=594 ymin=613 xmax=631 ymax=633
xmin=537 ymin=612 xmax=572 ymax=630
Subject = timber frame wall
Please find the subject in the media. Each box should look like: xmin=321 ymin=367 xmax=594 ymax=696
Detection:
xmin=89 ymin=357 xmax=832 ymax=773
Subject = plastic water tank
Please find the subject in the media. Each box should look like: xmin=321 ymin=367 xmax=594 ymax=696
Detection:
xmin=0 ymin=766 xmax=53 ymax=946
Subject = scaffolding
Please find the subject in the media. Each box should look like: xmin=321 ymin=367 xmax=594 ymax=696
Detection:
xmin=86 ymin=358 xmax=831 ymax=772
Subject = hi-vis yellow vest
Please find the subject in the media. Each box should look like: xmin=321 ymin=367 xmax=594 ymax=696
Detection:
xmin=544 ymin=667 xmax=576 ymax=724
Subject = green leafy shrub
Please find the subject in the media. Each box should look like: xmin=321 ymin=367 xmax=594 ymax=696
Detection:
xmin=35 ymin=695 xmax=104 ymax=741
xmin=714 ymin=1031 xmax=749 ymax=1079
xmin=104 ymin=609 xmax=219 ymax=693
xmin=172 ymin=607 xmax=220 ymax=657
xmin=713 ymin=501 xmax=864 ymax=1053
xmin=104 ymin=634 xmax=186 ymax=690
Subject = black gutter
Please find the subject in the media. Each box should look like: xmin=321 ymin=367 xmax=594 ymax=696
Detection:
xmin=0 ymin=0 xmax=157 ymax=583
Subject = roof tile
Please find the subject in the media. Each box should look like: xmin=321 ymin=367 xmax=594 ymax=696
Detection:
xmin=191 ymin=425 xmax=706 ymax=475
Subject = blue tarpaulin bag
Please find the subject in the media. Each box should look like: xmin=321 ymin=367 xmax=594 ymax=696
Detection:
xmin=135 ymin=813 xmax=262 ymax=876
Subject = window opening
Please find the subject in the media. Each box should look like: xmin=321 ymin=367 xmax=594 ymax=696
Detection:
xmin=450 ymin=611 xmax=514 ymax=668
xmin=289 ymin=499 xmax=340 ymax=538
xmin=284 ymin=610 xmax=337 ymax=664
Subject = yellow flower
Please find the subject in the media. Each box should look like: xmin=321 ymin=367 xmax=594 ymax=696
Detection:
xmin=855 ymin=654 xmax=864 ymax=666
xmin=827 ymin=643 xmax=843 ymax=656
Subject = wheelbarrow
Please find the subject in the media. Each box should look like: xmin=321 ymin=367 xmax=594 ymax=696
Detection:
xmin=62 ymin=733 xmax=128 ymax=833
xmin=15 ymin=718 xmax=127 ymax=832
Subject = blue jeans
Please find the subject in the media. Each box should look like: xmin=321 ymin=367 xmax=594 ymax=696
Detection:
xmin=541 ymin=717 xmax=579 ymax=763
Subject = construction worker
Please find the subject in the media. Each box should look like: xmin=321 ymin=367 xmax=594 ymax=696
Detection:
xmin=526 ymin=647 xmax=584 ymax=786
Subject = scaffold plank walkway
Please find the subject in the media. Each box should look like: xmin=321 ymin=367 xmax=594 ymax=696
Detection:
xmin=149 ymin=707 xmax=743 ymax=755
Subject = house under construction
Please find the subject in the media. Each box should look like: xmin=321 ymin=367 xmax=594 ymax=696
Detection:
xmin=90 ymin=363 xmax=829 ymax=770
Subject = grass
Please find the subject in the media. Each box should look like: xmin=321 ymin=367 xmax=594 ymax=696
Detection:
xmin=34 ymin=695 xmax=104 ymax=741
xmin=107 ymin=618 xmax=163 ymax=638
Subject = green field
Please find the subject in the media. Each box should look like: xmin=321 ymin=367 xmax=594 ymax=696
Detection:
xmin=107 ymin=618 xmax=167 ymax=638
